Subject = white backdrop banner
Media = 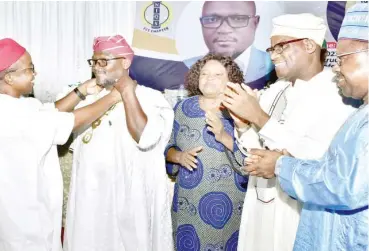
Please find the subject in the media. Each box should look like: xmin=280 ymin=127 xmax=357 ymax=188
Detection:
xmin=0 ymin=1 xmax=136 ymax=102
xmin=129 ymin=1 xmax=361 ymax=92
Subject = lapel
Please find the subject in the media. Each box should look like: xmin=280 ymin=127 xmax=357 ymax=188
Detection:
xmin=244 ymin=47 xmax=271 ymax=83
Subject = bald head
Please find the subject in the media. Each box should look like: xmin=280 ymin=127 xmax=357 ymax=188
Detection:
xmin=200 ymin=1 xmax=259 ymax=59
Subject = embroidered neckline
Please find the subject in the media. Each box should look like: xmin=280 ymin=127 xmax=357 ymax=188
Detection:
xmin=82 ymin=103 xmax=119 ymax=144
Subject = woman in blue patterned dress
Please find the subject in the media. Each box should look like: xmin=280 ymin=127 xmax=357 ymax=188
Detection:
xmin=165 ymin=54 xmax=249 ymax=251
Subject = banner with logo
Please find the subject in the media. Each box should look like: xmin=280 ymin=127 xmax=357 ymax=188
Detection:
xmin=129 ymin=1 xmax=358 ymax=94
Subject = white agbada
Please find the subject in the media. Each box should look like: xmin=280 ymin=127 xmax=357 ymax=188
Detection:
xmin=0 ymin=94 xmax=74 ymax=251
xmin=236 ymin=70 xmax=356 ymax=251
xmin=65 ymin=85 xmax=174 ymax=251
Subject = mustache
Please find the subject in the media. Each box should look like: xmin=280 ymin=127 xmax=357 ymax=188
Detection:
xmin=94 ymin=72 xmax=115 ymax=88
xmin=332 ymin=73 xmax=345 ymax=84
xmin=213 ymin=37 xmax=237 ymax=43
xmin=97 ymin=78 xmax=116 ymax=88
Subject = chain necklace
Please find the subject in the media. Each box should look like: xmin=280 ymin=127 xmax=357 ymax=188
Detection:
xmin=82 ymin=103 xmax=118 ymax=144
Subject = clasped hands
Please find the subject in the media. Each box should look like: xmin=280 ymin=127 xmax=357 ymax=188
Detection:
xmin=242 ymin=148 xmax=292 ymax=179
xmin=79 ymin=75 xmax=137 ymax=103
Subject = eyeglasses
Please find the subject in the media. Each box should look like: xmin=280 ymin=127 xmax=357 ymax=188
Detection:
xmin=266 ymin=38 xmax=307 ymax=55
xmin=200 ymin=15 xmax=259 ymax=29
xmin=87 ymin=57 xmax=125 ymax=67
xmin=336 ymin=48 xmax=369 ymax=67
xmin=8 ymin=64 xmax=36 ymax=74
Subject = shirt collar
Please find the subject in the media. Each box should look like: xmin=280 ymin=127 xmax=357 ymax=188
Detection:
xmin=294 ymin=69 xmax=333 ymax=85
xmin=234 ymin=46 xmax=252 ymax=73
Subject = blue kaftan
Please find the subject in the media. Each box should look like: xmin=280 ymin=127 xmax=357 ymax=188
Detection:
xmin=276 ymin=105 xmax=368 ymax=250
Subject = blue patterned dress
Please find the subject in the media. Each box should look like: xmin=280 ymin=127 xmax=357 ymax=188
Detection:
xmin=165 ymin=96 xmax=248 ymax=251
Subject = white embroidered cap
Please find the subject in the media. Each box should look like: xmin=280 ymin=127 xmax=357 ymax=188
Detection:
xmin=271 ymin=13 xmax=327 ymax=46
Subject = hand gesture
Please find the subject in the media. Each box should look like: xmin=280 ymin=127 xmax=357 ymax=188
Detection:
xmin=228 ymin=110 xmax=250 ymax=130
xmin=243 ymin=148 xmax=283 ymax=179
xmin=205 ymin=111 xmax=225 ymax=142
xmin=178 ymin=146 xmax=203 ymax=171
xmin=246 ymin=85 xmax=259 ymax=99
xmin=80 ymin=78 xmax=103 ymax=95
xmin=109 ymin=87 xmax=122 ymax=103
xmin=114 ymin=75 xmax=137 ymax=94
xmin=222 ymin=82 xmax=265 ymax=125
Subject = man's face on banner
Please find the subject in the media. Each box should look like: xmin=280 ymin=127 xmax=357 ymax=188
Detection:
xmin=200 ymin=1 xmax=259 ymax=59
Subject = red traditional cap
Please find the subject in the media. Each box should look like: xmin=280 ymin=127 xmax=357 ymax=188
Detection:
xmin=93 ymin=35 xmax=134 ymax=62
xmin=0 ymin=38 xmax=26 ymax=72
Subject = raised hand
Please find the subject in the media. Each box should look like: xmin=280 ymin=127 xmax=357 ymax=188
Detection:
xmin=205 ymin=111 xmax=225 ymax=142
xmin=243 ymin=84 xmax=259 ymax=99
xmin=109 ymin=87 xmax=123 ymax=103
xmin=80 ymin=78 xmax=103 ymax=96
xmin=222 ymin=82 xmax=269 ymax=128
xmin=114 ymin=75 xmax=137 ymax=95
xmin=178 ymin=146 xmax=203 ymax=171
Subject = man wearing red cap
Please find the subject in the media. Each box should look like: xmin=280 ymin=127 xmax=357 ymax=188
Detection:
xmin=64 ymin=35 xmax=174 ymax=251
xmin=0 ymin=38 xmax=122 ymax=251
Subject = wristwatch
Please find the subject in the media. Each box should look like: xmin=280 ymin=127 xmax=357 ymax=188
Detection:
xmin=73 ymin=87 xmax=86 ymax=100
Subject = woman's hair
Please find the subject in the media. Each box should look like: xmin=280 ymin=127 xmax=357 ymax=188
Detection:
xmin=185 ymin=54 xmax=244 ymax=96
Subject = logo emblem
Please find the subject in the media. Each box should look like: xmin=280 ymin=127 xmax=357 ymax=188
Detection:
xmin=142 ymin=1 xmax=171 ymax=33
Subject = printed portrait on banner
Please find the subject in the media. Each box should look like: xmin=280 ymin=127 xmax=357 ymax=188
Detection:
xmin=129 ymin=1 xmax=360 ymax=94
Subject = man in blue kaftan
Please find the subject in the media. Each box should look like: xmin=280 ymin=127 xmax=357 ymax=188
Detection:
xmin=242 ymin=3 xmax=369 ymax=250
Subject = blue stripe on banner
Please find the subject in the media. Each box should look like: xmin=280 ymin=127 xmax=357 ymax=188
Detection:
xmin=341 ymin=25 xmax=369 ymax=27
xmin=347 ymin=11 xmax=369 ymax=14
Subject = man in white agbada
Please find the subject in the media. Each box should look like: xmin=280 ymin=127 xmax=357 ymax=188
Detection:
xmin=0 ymin=38 xmax=122 ymax=251
xmin=64 ymin=35 xmax=174 ymax=251
xmin=222 ymin=14 xmax=357 ymax=251
xmin=241 ymin=4 xmax=369 ymax=250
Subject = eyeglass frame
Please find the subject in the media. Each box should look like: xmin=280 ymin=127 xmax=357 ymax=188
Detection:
xmin=336 ymin=48 xmax=369 ymax=67
xmin=0 ymin=64 xmax=36 ymax=80
xmin=266 ymin=38 xmax=307 ymax=55
xmin=87 ymin=57 xmax=126 ymax=67
xmin=7 ymin=64 xmax=36 ymax=74
xmin=200 ymin=15 xmax=259 ymax=29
